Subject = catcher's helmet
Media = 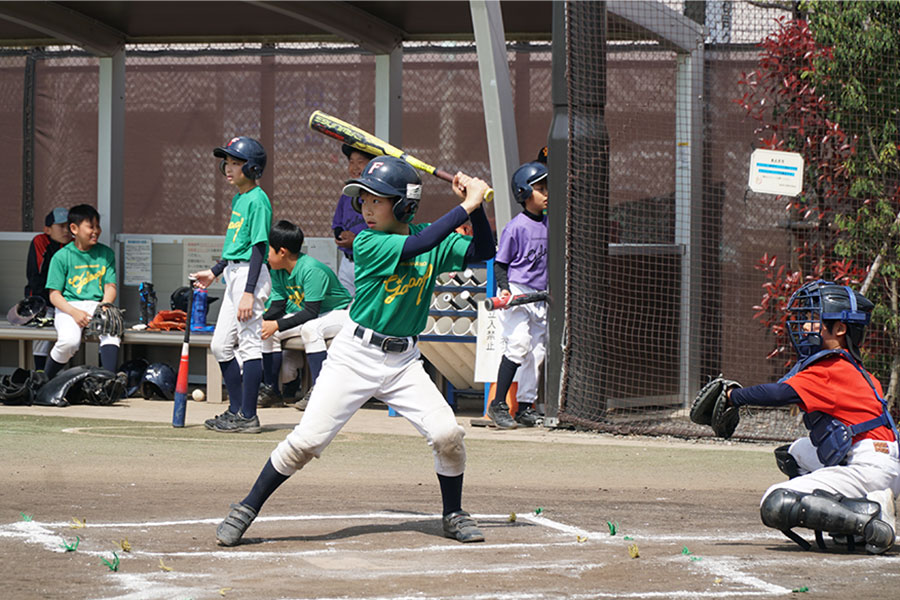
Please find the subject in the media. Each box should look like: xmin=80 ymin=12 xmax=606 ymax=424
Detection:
xmin=7 ymin=296 xmax=47 ymax=326
xmin=786 ymin=280 xmax=873 ymax=362
xmin=511 ymin=161 xmax=548 ymax=205
xmin=343 ymin=157 xmax=422 ymax=224
xmin=170 ymin=286 xmax=216 ymax=312
xmin=140 ymin=362 xmax=176 ymax=401
xmin=214 ymin=136 xmax=267 ymax=180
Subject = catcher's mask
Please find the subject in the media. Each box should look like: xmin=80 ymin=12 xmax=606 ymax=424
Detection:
xmin=786 ymin=280 xmax=873 ymax=362
xmin=7 ymin=297 xmax=47 ymax=326
xmin=343 ymin=156 xmax=422 ymax=224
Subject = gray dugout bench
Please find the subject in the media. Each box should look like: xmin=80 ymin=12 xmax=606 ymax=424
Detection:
xmin=0 ymin=233 xmax=337 ymax=403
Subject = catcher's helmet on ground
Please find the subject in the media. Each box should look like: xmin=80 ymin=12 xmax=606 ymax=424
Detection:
xmin=786 ymin=280 xmax=873 ymax=362
xmin=343 ymin=156 xmax=422 ymax=224
xmin=7 ymin=297 xmax=47 ymax=326
xmin=214 ymin=136 xmax=267 ymax=180
xmin=140 ymin=362 xmax=176 ymax=400
xmin=511 ymin=161 xmax=548 ymax=205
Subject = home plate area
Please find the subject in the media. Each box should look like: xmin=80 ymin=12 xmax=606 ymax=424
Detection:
xmin=0 ymin=509 xmax=829 ymax=599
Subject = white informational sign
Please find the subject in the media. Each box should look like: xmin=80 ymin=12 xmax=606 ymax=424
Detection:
xmin=122 ymin=238 xmax=152 ymax=286
xmin=183 ymin=237 xmax=225 ymax=290
xmin=474 ymin=304 xmax=502 ymax=382
xmin=304 ymin=237 xmax=339 ymax=274
xmin=748 ymin=149 xmax=804 ymax=197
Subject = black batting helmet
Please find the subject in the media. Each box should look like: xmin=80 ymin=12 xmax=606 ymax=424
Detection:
xmin=214 ymin=136 xmax=267 ymax=180
xmin=511 ymin=161 xmax=548 ymax=205
xmin=343 ymin=157 xmax=422 ymax=224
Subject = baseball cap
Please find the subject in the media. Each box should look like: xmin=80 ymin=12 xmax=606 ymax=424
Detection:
xmin=341 ymin=143 xmax=376 ymax=161
xmin=45 ymin=207 xmax=68 ymax=227
xmin=536 ymin=146 xmax=548 ymax=164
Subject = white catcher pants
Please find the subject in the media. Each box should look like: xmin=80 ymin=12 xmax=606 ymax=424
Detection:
xmin=51 ymin=300 xmax=120 ymax=364
xmin=499 ymin=282 xmax=547 ymax=404
xmin=261 ymin=309 xmax=349 ymax=354
xmin=270 ymin=320 xmax=466 ymax=477
xmin=210 ymin=262 xmax=271 ymax=363
xmin=762 ymin=438 xmax=900 ymax=503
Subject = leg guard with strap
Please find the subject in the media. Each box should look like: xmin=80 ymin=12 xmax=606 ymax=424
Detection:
xmin=760 ymin=488 xmax=894 ymax=554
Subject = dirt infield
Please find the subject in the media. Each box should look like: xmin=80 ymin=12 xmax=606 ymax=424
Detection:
xmin=2 ymin=400 xmax=899 ymax=599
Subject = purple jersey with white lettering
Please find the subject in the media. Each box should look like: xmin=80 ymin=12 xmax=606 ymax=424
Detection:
xmin=332 ymin=194 xmax=368 ymax=257
xmin=495 ymin=211 xmax=548 ymax=290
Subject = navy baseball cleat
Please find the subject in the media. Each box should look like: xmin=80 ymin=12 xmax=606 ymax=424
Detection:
xmin=216 ymin=502 xmax=258 ymax=546
xmin=442 ymin=510 xmax=485 ymax=543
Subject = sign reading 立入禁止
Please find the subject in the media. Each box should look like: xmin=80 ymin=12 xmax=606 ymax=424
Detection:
xmin=748 ymin=149 xmax=804 ymax=197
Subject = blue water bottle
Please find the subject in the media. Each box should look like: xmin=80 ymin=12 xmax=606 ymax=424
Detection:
xmin=191 ymin=288 xmax=208 ymax=331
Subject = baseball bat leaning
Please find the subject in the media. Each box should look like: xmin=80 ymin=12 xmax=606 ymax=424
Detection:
xmin=172 ymin=281 xmax=194 ymax=427
xmin=484 ymin=291 xmax=551 ymax=311
xmin=308 ymin=110 xmax=493 ymax=202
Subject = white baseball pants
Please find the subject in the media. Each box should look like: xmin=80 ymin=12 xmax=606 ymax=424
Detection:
xmin=270 ymin=320 xmax=466 ymax=477
xmin=261 ymin=309 xmax=349 ymax=354
xmin=50 ymin=301 xmax=120 ymax=364
xmin=210 ymin=262 xmax=271 ymax=363
xmin=499 ymin=282 xmax=547 ymax=404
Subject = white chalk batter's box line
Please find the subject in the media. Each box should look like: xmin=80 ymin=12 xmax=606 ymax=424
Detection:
xmin=8 ymin=511 xmax=890 ymax=599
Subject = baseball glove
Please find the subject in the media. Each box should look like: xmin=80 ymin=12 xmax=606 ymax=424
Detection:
xmin=690 ymin=375 xmax=741 ymax=431
xmin=85 ymin=303 xmax=125 ymax=339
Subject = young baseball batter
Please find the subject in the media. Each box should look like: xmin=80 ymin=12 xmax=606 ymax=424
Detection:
xmin=487 ymin=161 xmax=549 ymax=429
xmin=215 ymin=156 xmax=495 ymax=546
xmin=331 ymin=144 xmax=375 ymax=296
xmin=24 ymin=207 xmax=71 ymax=370
xmin=259 ymin=219 xmax=351 ymax=409
xmin=43 ymin=204 xmax=119 ymax=379
xmin=718 ymin=281 xmax=899 ymax=554
xmin=192 ymin=136 xmax=272 ymax=434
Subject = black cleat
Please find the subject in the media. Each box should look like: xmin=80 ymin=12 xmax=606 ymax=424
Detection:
xmin=488 ymin=401 xmax=517 ymax=429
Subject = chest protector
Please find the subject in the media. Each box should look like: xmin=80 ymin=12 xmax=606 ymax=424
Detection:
xmin=783 ymin=349 xmax=897 ymax=466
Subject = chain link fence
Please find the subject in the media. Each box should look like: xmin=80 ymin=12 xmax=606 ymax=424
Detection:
xmin=559 ymin=0 xmax=900 ymax=442
xmin=1 ymin=41 xmax=551 ymax=237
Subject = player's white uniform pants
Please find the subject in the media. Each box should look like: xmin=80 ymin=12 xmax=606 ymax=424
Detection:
xmin=261 ymin=309 xmax=349 ymax=354
xmin=211 ymin=262 xmax=271 ymax=363
xmin=50 ymin=301 xmax=120 ymax=364
xmin=499 ymin=282 xmax=547 ymax=404
xmin=33 ymin=307 xmax=56 ymax=357
xmin=271 ymin=320 xmax=466 ymax=477
xmin=762 ymin=438 xmax=900 ymax=503
xmin=337 ymin=254 xmax=355 ymax=297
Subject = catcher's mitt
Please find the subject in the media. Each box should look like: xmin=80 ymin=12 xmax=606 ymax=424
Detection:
xmin=85 ymin=303 xmax=125 ymax=339
xmin=690 ymin=376 xmax=742 ymax=433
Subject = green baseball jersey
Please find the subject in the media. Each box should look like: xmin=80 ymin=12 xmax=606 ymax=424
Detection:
xmin=350 ymin=223 xmax=471 ymax=337
xmin=45 ymin=242 xmax=117 ymax=302
xmin=270 ymin=254 xmax=351 ymax=315
xmin=221 ymin=186 xmax=272 ymax=261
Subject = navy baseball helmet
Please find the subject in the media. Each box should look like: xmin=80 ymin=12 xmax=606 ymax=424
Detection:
xmin=118 ymin=358 xmax=149 ymax=398
xmin=140 ymin=362 xmax=176 ymax=401
xmin=341 ymin=143 xmax=376 ymax=161
xmin=786 ymin=280 xmax=873 ymax=362
xmin=214 ymin=136 xmax=267 ymax=180
xmin=343 ymin=156 xmax=422 ymax=224
xmin=511 ymin=161 xmax=548 ymax=205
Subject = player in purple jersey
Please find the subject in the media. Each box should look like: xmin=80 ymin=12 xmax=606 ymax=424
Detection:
xmin=487 ymin=162 xmax=549 ymax=429
xmin=332 ymin=144 xmax=375 ymax=296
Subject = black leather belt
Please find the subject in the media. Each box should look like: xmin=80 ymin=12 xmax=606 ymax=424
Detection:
xmin=354 ymin=326 xmax=416 ymax=353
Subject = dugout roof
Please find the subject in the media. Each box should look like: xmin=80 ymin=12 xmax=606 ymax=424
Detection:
xmin=0 ymin=1 xmax=552 ymax=54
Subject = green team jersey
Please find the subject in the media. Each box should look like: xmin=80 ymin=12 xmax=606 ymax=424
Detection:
xmin=350 ymin=223 xmax=471 ymax=337
xmin=270 ymin=254 xmax=351 ymax=315
xmin=45 ymin=242 xmax=117 ymax=302
xmin=221 ymin=186 xmax=272 ymax=261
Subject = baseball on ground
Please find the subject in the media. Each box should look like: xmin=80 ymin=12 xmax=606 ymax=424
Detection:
xmin=192 ymin=389 xmax=206 ymax=402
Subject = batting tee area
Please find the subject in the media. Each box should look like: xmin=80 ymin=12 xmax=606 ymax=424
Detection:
xmin=2 ymin=402 xmax=899 ymax=599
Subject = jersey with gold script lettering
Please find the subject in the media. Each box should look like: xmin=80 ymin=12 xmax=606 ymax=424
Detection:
xmin=45 ymin=242 xmax=117 ymax=302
